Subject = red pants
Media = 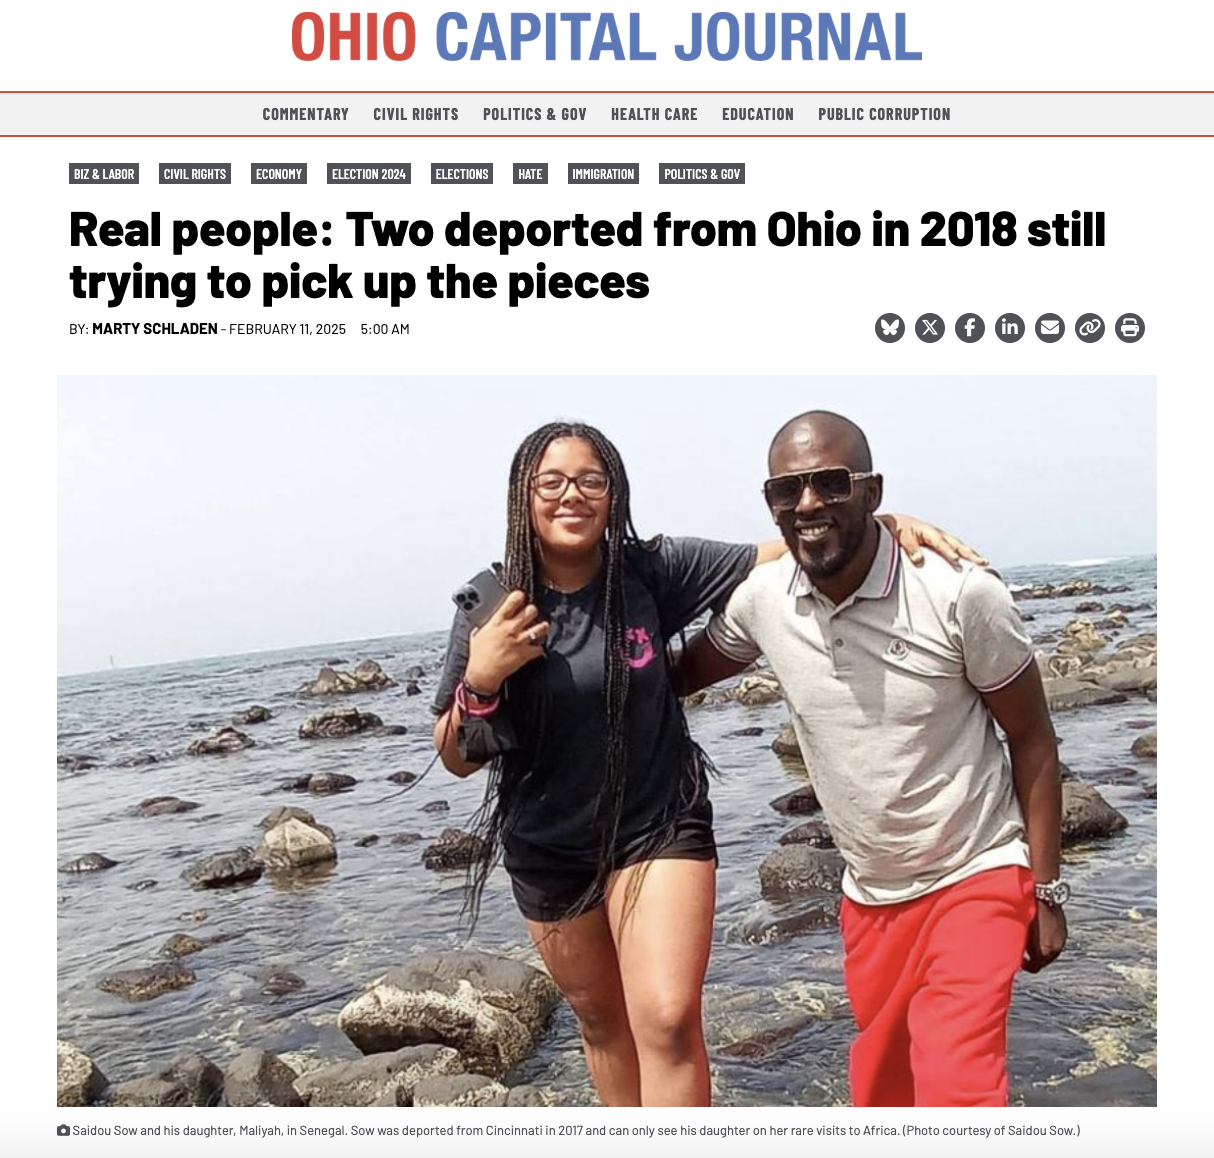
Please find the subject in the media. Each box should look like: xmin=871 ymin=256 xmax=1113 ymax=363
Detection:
xmin=840 ymin=865 xmax=1035 ymax=1107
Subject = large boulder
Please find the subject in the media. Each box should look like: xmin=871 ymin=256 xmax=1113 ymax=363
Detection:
xmin=338 ymin=953 xmax=562 ymax=1076
xmin=733 ymin=673 xmax=783 ymax=707
xmin=183 ymin=847 xmax=263 ymax=888
xmin=187 ymin=726 xmax=254 ymax=756
xmin=1061 ymin=782 xmax=1128 ymax=846
xmin=57 ymin=1041 xmax=108 ymax=1107
xmin=98 ymin=962 xmax=196 ymax=1002
xmin=1131 ymin=732 xmax=1157 ymax=758
xmin=108 ymin=1053 xmax=223 ymax=1107
xmin=294 ymin=1045 xmax=463 ymax=1107
xmin=299 ymin=708 xmax=383 ymax=740
xmin=758 ymin=846 xmax=844 ymax=899
xmin=223 ymin=1049 xmax=303 ymax=1107
xmin=58 ymin=853 xmax=118 ymax=873
xmin=298 ymin=660 xmax=396 ymax=697
xmin=1043 ymin=678 xmax=1128 ymax=713
xmin=770 ymin=785 xmax=821 ymax=815
xmin=257 ymin=817 xmax=338 ymax=870
xmin=422 ymin=829 xmax=485 ymax=872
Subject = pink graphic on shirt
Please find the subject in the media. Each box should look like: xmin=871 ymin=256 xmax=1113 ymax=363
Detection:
xmin=624 ymin=626 xmax=656 ymax=670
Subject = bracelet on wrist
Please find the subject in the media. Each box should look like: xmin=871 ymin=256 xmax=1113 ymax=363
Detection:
xmin=455 ymin=681 xmax=500 ymax=718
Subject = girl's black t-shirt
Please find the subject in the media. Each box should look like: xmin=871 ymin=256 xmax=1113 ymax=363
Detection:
xmin=433 ymin=537 xmax=757 ymax=859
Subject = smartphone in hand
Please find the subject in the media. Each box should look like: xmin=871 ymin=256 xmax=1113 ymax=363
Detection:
xmin=452 ymin=568 xmax=509 ymax=629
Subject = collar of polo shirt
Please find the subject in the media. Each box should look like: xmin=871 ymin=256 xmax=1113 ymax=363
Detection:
xmin=791 ymin=519 xmax=901 ymax=607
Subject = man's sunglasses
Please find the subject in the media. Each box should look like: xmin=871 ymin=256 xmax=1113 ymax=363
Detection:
xmin=763 ymin=468 xmax=878 ymax=512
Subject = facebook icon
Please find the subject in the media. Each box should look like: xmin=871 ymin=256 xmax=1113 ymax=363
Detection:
xmin=955 ymin=313 xmax=985 ymax=342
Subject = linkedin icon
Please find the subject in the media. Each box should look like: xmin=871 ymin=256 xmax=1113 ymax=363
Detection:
xmin=994 ymin=313 xmax=1026 ymax=343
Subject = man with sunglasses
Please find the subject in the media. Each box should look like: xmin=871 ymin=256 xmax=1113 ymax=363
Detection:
xmin=675 ymin=410 xmax=1064 ymax=1108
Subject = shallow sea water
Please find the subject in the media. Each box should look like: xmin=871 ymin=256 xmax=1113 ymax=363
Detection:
xmin=57 ymin=556 xmax=1157 ymax=1105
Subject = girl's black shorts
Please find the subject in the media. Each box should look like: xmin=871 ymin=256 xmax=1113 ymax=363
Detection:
xmin=503 ymin=805 xmax=717 ymax=924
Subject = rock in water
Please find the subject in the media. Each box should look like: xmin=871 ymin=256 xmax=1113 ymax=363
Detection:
xmin=139 ymin=796 xmax=201 ymax=817
xmin=257 ymin=817 xmax=338 ymax=870
xmin=1056 ymin=619 xmax=1109 ymax=655
xmin=338 ymin=952 xmax=562 ymax=1077
xmin=98 ymin=962 xmax=196 ymax=1002
xmin=758 ymin=846 xmax=844 ymax=898
xmin=719 ymin=1014 xmax=818 ymax=1059
xmin=387 ymin=770 xmax=418 ymax=786
xmin=295 ymin=1045 xmax=464 ymax=1107
xmin=58 ymin=853 xmax=118 ymax=873
xmin=160 ymin=934 xmax=207 ymax=958
xmin=422 ymin=828 xmax=485 ymax=871
xmin=1042 ymin=678 xmax=1128 ymax=713
xmin=260 ymin=969 xmax=306 ymax=997
xmin=411 ymin=1073 xmax=511 ymax=1108
xmin=771 ymin=722 xmax=804 ymax=762
xmin=733 ymin=673 xmax=783 ymax=706
xmin=107 ymin=1053 xmax=223 ymax=1107
xmin=259 ymin=805 xmax=324 ymax=831
xmin=1019 ymin=1064 xmax=1156 ymax=1107
xmin=299 ymin=707 xmax=383 ymax=739
xmin=1094 ymin=666 xmax=1158 ymax=695
xmin=187 ymin=726 xmax=254 ymax=756
xmin=279 ymin=772 xmax=358 ymax=795
xmin=233 ymin=705 xmax=273 ymax=725
xmin=1061 ymin=782 xmax=1129 ymax=845
xmin=1131 ymin=731 xmax=1157 ymax=758
xmin=778 ymin=819 xmax=836 ymax=848
xmin=57 ymin=1041 xmax=108 ymax=1107
xmin=223 ymin=1049 xmax=303 ymax=1107
xmin=182 ymin=847 xmax=263 ymax=888
xmin=298 ymin=660 xmax=396 ymax=697
xmin=770 ymin=785 xmax=821 ymax=815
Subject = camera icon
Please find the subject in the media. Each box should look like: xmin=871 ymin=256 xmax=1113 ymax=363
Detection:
xmin=57 ymin=1124 xmax=71 ymax=1137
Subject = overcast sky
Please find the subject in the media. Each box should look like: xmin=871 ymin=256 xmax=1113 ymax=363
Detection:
xmin=57 ymin=375 xmax=1155 ymax=674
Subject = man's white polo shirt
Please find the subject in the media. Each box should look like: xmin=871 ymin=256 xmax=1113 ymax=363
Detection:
xmin=707 ymin=521 xmax=1036 ymax=906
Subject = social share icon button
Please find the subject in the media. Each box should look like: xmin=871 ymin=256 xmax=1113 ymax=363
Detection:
xmin=915 ymin=313 xmax=945 ymax=343
xmin=1075 ymin=313 xmax=1105 ymax=343
xmin=955 ymin=314 xmax=985 ymax=343
xmin=1036 ymin=313 xmax=1065 ymax=343
xmin=994 ymin=313 xmax=1026 ymax=344
xmin=1115 ymin=313 xmax=1145 ymax=343
xmin=875 ymin=313 xmax=905 ymax=343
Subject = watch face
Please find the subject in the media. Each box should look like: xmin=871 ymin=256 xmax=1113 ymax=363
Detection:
xmin=1053 ymin=882 xmax=1071 ymax=905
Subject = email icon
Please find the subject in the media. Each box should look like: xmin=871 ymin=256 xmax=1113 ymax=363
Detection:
xmin=1036 ymin=314 xmax=1065 ymax=342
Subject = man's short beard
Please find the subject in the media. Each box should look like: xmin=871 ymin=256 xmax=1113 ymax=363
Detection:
xmin=799 ymin=541 xmax=848 ymax=577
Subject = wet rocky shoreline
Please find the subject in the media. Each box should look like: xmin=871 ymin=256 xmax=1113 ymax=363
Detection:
xmin=57 ymin=561 xmax=1157 ymax=1107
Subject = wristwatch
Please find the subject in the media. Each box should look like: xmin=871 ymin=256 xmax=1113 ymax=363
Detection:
xmin=1035 ymin=878 xmax=1071 ymax=907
